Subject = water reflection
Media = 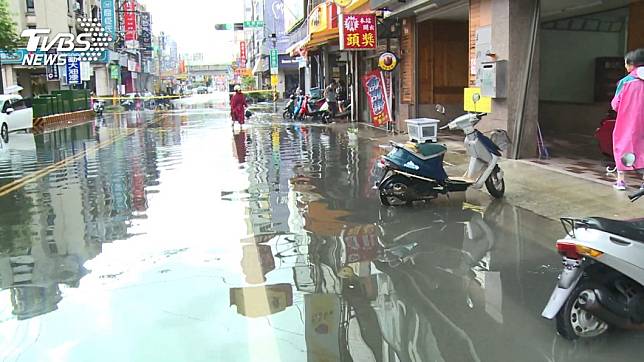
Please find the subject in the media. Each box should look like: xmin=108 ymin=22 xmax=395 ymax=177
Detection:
xmin=0 ymin=114 xmax=169 ymax=321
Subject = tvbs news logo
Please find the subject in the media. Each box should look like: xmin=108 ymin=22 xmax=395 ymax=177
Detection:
xmin=20 ymin=18 xmax=113 ymax=66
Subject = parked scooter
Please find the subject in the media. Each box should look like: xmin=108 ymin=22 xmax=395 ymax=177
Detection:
xmin=542 ymin=155 xmax=644 ymax=340
xmin=594 ymin=108 xmax=617 ymax=172
xmin=376 ymin=105 xmax=507 ymax=206
xmin=283 ymin=94 xmax=296 ymax=120
xmin=294 ymin=95 xmax=330 ymax=122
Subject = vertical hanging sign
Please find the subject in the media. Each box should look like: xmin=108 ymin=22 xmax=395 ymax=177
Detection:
xmin=101 ymin=0 xmax=116 ymax=38
xmin=239 ymin=41 xmax=247 ymax=69
xmin=270 ymin=48 xmax=278 ymax=75
xmin=362 ymin=69 xmax=391 ymax=127
xmin=124 ymin=0 xmax=138 ymax=48
xmin=140 ymin=12 xmax=152 ymax=58
xmin=66 ymin=56 xmax=82 ymax=85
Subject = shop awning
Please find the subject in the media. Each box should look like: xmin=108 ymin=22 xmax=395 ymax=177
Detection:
xmin=305 ymin=28 xmax=339 ymax=49
xmin=344 ymin=0 xmax=370 ymax=13
xmin=252 ymin=56 xmax=269 ymax=74
xmin=286 ymin=39 xmax=307 ymax=57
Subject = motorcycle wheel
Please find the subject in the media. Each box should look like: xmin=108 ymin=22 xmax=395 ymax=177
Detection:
xmin=379 ymin=175 xmax=413 ymax=207
xmin=555 ymin=281 xmax=609 ymax=340
xmin=485 ymin=166 xmax=505 ymax=198
xmin=283 ymin=111 xmax=292 ymax=120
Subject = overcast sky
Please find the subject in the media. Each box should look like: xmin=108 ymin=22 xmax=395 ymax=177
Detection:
xmin=140 ymin=0 xmax=244 ymax=64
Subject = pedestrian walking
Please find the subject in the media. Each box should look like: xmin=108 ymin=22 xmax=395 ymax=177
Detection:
xmin=230 ymin=85 xmax=247 ymax=127
xmin=324 ymin=80 xmax=339 ymax=118
xmin=611 ymin=49 xmax=644 ymax=190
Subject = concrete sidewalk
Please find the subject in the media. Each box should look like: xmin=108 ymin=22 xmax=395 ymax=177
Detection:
xmin=354 ymin=123 xmax=644 ymax=221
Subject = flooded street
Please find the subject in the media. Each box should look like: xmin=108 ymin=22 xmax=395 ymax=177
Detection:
xmin=0 ymin=94 xmax=643 ymax=361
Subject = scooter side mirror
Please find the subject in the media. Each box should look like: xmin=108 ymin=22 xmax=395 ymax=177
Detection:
xmin=435 ymin=104 xmax=446 ymax=115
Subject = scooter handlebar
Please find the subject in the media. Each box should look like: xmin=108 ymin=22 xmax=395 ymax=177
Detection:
xmin=629 ymin=188 xmax=644 ymax=202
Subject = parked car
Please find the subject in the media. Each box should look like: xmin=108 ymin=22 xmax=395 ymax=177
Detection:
xmin=197 ymin=86 xmax=208 ymax=94
xmin=0 ymin=93 xmax=34 ymax=142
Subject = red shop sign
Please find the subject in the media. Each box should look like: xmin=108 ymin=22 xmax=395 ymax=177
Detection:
xmin=362 ymin=69 xmax=391 ymax=127
xmin=239 ymin=41 xmax=247 ymax=67
xmin=124 ymin=0 xmax=137 ymax=41
xmin=339 ymin=13 xmax=377 ymax=51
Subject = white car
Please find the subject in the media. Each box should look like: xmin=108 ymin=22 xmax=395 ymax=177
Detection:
xmin=0 ymin=94 xmax=33 ymax=142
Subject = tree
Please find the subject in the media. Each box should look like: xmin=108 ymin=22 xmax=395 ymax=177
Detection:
xmin=0 ymin=0 xmax=21 ymax=93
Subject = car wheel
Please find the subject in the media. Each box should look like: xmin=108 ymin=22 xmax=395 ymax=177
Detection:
xmin=1 ymin=122 xmax=8 ymax=143
xmin=555 ymin=281 xmax=609 ymax=340
xmin=485 ymin=166 xmax=505 ymax=198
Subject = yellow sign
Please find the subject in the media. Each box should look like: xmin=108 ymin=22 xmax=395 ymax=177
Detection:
xmin=334 ymin=0 xmax=352 ymax=7
xmin=378 ymin=52 xmax=398 ymax=72
xmin=271 ymin=74 xmax=279 ymax=86
xmin=309 ymin=3 xmax=328 ymax=34
xmin=464 ymin=87 xmax=492 ymax=113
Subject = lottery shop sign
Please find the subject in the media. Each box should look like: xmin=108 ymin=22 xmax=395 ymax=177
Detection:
xmin=339 ymin=13 xmax=377 ymax=51
xmin=362 ymin=69 xmax=391 ymax=127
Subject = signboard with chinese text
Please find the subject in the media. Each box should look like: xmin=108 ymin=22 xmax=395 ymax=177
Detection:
xmin=339 ymin=13 xmax=377 ymax=51
xmin=362 ymin=69 xmax=391 ymax=127
xmin=270 ymin=48 xmax=278 ymax=75
xmin=46 ymin=64 xmax=59 ymax=80
xmin=308 ymin=3 xmax=327 ymax=34
xmin=239 ymin=41 xmax=247 ymax=68
xmin=66 ymin=56 xmax=81 ymax=85
xmin=101 ymin=0 xmax=116 ymax=38
xmin=124 ymin=0 xmax=137 ymax=44
xmin=140 ymin=12 xmax=152 ymax=58
xmin=110 ymin=64 xmax=120 ymax=79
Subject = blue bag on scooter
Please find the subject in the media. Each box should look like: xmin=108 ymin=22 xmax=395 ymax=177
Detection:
xmin=384 ymin=143 xmax=449 ymax=182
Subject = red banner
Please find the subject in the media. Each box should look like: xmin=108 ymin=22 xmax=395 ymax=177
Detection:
xmin=124 ymin=0 xmax=137 ymax=41
xmin=339 ymin=13 xmax=377 ymax=51
xmin=362 ymin=69 xmax=391 ymax=127
xmin=239 ymin=41 xmax=246 ymax=68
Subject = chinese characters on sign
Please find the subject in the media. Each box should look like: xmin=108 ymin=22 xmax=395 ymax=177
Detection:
xmin=124 ymin=0 xmax=137 ymax=43
xmin=66 ymin=56 xmax=81 ymax=85
xmin=101 ymin=0 xmax=115 ymax=38
xmin=46 ymin=64 xmax=59 ymax=80
xmin=362 ymin=69 xmax=391 ymax=127
xmin=239 ymin=41 xmax=246 ymax=68
xmin=339 ymin=13 xmax=377 ymax=51
xmin=140 ymin=12 xmax=152 ymax=58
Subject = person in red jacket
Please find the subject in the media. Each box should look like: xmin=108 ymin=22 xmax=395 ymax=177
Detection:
xmin=230 ymin=85 xmax=247 ymax=127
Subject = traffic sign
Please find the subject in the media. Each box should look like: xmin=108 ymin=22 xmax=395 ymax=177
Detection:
xmin=243 ymin=20 xmax=264 ymax=28
xmin=270 ymin=48 xmax=278 ymax=74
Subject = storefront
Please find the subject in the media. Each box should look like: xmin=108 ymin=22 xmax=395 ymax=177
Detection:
xmin=537 ymin=1 xmax=642 ymax=160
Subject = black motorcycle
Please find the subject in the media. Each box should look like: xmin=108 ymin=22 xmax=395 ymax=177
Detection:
xmin=283 ymin=95 xmax=296 ymax=120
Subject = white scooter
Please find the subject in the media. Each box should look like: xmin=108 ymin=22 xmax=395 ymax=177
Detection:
xmin=542 ymin=154 xmax=644 ymax=340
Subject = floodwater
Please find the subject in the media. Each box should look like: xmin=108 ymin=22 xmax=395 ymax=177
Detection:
xmin=0 ymin=93 xmax=643 ymax=361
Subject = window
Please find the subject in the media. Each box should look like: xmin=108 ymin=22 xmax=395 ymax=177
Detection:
xmin=27 ymin=25 xmax=36 ymax=29
xmin=2 ymin=101 xmax=10 ymax=113
xmin=26 ymin=0 xmax=34 ymax=13
xmin=11 ymin=99 xmax=26 ymax=111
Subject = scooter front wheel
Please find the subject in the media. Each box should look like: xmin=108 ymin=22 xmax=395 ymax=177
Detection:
xmin=556 ymin=281 xmax=609 ymax=340
xmin=379 ymin=175 xmax=413 ymax=207
xmin=283 ymin=110 xmax=293 ymax=120
xmin=485 ymin=166 xmax=505 ymax=198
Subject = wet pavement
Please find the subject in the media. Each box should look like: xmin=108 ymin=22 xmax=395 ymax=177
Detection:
xmin=0 ymin=93 xmax=643 ymax=361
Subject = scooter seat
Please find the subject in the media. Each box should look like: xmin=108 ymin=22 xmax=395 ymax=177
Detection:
xmin=404 ymin=142 xmax=447 ymax=160
xmin=585 ymin=217 xmax=644 ymax=242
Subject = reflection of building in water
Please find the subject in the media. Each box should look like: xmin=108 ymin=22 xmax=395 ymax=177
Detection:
xmin=0 ymin=124 xmax=162 ymax=320
xmin=243 ymin=126 xmax=300 ymax=238
xmin=229 ymin=284 xmax=293 ymax=318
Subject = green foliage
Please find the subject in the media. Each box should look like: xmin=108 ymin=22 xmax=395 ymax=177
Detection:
xmin=241 ymin=75 xmax=255 ymax=90
xmin=0 ymin=0 xmax=20 ymax=50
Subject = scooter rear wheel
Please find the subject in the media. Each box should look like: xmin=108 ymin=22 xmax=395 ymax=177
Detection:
xmin=283 ymin=111 xmax=293 ymax=120
xmin=555 ymin=281 xmax=609 ymax=340
xmin=379 ymin=175 xmax=413 ymax=207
